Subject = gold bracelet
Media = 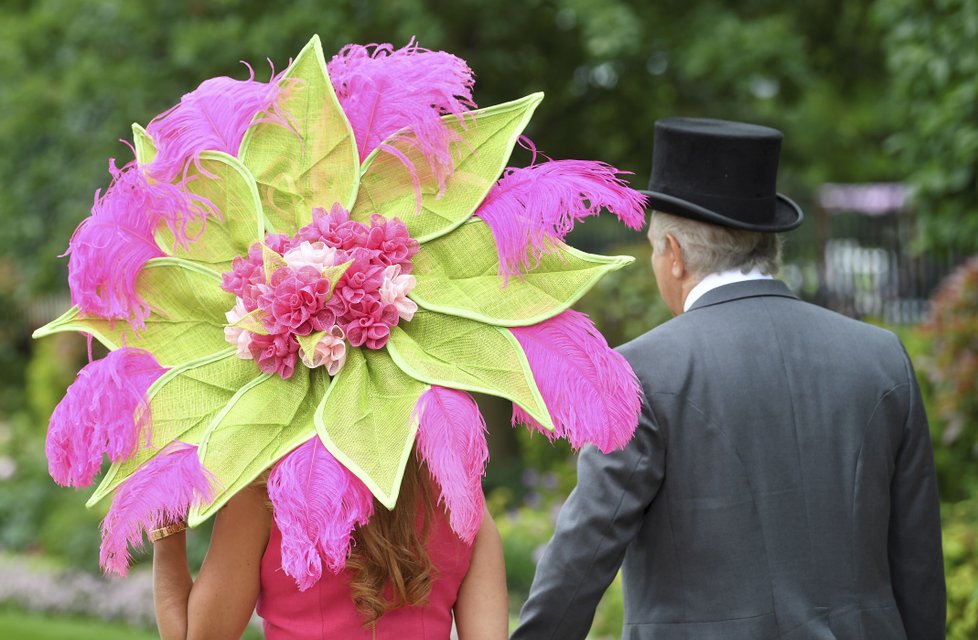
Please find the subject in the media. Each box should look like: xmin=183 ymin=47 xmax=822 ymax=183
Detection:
xmin=149 ymin=521 xmax=187 ymax=542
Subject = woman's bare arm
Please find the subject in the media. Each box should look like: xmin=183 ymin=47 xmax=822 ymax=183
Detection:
xmin=153 ymin=484 xmax=272 ymax=640
xmin=454 ymin=507 xmax=509 ymax=640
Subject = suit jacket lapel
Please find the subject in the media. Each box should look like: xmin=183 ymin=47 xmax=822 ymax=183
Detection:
xmin=686 ymin=279 xmax=799 ymax=312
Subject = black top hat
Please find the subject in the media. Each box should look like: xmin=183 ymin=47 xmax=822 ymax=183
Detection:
xmin=640 ymin=118 xmax=803 ymax=232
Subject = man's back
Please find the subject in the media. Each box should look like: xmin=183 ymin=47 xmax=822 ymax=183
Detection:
xmin=514 ymin=280 xmax=945 ymax=640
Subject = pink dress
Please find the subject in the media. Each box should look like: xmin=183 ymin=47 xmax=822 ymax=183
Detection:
xmin=257 ymin=512 xmax=474 ymax=639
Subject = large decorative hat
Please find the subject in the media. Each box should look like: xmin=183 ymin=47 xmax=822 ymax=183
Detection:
xmin=35 ymin=35 xmax=645 ymax=590
xmin=640 ymin=117 xmax=803 ymax=232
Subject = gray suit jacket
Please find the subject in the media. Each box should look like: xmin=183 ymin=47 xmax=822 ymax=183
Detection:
xmin=512 ymin=280 xmax=945 ymax=640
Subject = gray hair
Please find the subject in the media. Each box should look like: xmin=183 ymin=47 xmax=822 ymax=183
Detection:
xmin=649 ymin=211 xmax=783 ymax=277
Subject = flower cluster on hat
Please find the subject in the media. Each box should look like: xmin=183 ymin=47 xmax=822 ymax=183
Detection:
xmin=221 ymin=204 xmax=419 ymax=378
xmin=35 ymin=35 xmax=648 ymax=587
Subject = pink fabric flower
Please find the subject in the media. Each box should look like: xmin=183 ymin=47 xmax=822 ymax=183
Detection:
xmin=223 ymin=299 xmax=254 ymax=359
xmin=342 ymin=298 xmax=399 ymax=349
xmin=249 ymin=333 xmax=300 ymax=379
xmin=300 ymin=326 xmax=348 ymax=376
xmin=258 ymin=266 xmax=332 ymax=337
xmin=223 ymin=209 xmax=419 ymax=376
xmin=364 ymin=215 xmax=419 ymax=271
xmin=265 ymin=233 xmax=293 ymax=254
xmin=379 ymin=265 xmax=418 ymax=322
xmin=295 ymin=204 xmax=368 ymax=250
xmin=221 ymin=233 xmax=298 ymax=311
xmin=222 ymin=243 xmax=267 ymax=311
xmin=283 ymin=241 xmax=340 ymax=272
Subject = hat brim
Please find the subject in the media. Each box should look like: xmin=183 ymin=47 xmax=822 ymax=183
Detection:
xmin=639 ymin=190 xmax=804 ymax=232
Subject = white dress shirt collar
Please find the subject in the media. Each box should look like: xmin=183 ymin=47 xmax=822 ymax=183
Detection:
xmin=682 ymin=268 xmax=774 ymax=312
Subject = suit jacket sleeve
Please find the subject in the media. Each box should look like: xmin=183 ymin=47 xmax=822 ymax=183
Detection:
xmin=511 ymin=376 xmax=666 ymax=640
xmin=888 ymin=344 xmax=946 ymax=640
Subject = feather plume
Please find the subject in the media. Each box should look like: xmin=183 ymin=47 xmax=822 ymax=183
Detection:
xmin=66 ymin=160 xmax=210 ymax=327
xmin=475 ymin=159 xmax=647 ymax=279
xmin=415 ymin=386 xmax=488 ymax=543
xmin=46 ymin=347 xmax=165 ymax=488
xmin=99 ymin=442 xmax=214 ymax=576
xmin=267 ymin=438 xmax=375 ymax=590
xmin=327 ymin=40 xmax=475 ymax=194
xmin=510 ymin=310 xmax=642 ymax=453
xmin=144 ymin=68 xmax=285 ymax=182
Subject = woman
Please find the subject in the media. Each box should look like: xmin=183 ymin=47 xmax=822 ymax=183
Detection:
xmin=152 ymin=454 xmax=508 ymax=639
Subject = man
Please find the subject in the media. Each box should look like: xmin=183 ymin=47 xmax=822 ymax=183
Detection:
xmin=511 ymin=118 xmax=945 ymax=639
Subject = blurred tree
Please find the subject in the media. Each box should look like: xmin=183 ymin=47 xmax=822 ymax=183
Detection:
xmin=924 ymin=258 xmax=978 ymax=501
xmin=0 ymin=0 xmax=904 ymax=563
xmin=874 ymin=0 xmax=978 ymax=254
xmin=0 ymin=0 xmax=901 ymax=301
xmin=0 ymin=0 xmax=899 ymax=509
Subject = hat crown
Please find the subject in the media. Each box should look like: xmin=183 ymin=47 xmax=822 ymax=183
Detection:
xmin=643 ymin=117 xmax=802 ymax=232
xmin=651 ymin=118 xmax=782 ymax=201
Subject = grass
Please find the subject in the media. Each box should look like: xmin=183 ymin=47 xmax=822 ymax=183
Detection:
xmin=0 ymin=609 xmax=266 ymax=639
xmin=0 ymin=609 xmax=158 ymax=640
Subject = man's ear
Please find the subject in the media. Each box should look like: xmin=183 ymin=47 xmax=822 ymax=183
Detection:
xmin=666 ymin=234 xmax=686 ymax=279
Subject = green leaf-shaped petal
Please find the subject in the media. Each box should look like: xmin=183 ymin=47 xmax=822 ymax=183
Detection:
xmin=87 ymin=350 xmax=258 ymax=507
xmin=238 ymin=35 xmax=359 ymax=235
xmin=315 ymin=348 xmax=427 ymax=509
xmin=32 ymin=258 xmax=233 ymax=368
xmin=386 ymin=309 xmax=553 ymax=430
xmin=155 ymin=151 xmax=265 ymax=273
xmin=132 ymin=123 xmax=157 ymax=165
xmin=188 ymin=366 xmax=331 ymax=525
xmin=351 ymin=93 xmax=543 ymax=243
xmin=411 ymin=219 xmax=634 ymax=326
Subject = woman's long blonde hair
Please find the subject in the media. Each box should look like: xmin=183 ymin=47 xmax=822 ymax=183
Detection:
xmin=347 ymin=453 xmax=436 ymax=624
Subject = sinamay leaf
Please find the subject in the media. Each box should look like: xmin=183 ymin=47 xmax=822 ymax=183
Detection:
xmin=351 ymin=93 xmax=543 ymax=243
xmin=410 ymin=218 xmax=634 ymax=326
xmin=33 ymin=258 xmax=234 ymax=369
xmin=314 ymin=348 xmax=428 ymax=509
xmin=132 ymin=123 xmax=157 ymax=165
xmin=189 ymin=366 xmax=331 ymax=525
xmin=238 ymin=35 xmax=360 ymax=235
xmin=155 ymin=151 xmax=266 ymax=272
xmin=87 ymin=350 xmax=257 ymax=507
xmin=386 ymin=309 xmax=554 ymax=430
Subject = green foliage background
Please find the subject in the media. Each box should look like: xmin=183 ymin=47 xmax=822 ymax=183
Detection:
xmin=0 ymin=0 xmax=975 ymax=637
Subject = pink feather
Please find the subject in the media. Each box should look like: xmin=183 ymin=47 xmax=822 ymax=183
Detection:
xmin=327 ymin=40 xmax=476 ymax=194
xmin=66 ymin=159 xmax=210 ymax=327
xmin=46 ymin=347 xmax=165 ymax=489
xmin=510 ymin=310 xmax=642 ymax=453
xmin=267 ymin=437 xmax=375 ymax=590
xmin=99 ymin=441 xmax=214 ymax=576
xmin=475 ymin=159 xmax=648 ymax=279
xmin=415 ymin=387 xmax=488 ymax=544
xmin=144 ymin=67 xmax=285 ymax=182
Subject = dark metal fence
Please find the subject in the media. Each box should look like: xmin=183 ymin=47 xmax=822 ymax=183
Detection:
xmin=789 ymin=183 xmax=964 ymax=325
